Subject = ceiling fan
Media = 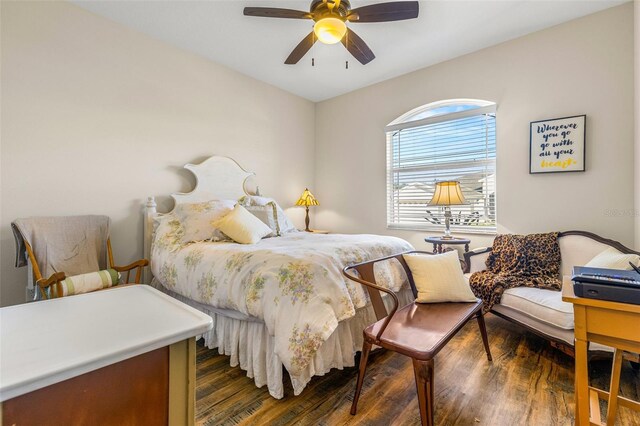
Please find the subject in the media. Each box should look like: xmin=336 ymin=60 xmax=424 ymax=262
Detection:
xmin=243 ymin=0 xmax=419 ymax=65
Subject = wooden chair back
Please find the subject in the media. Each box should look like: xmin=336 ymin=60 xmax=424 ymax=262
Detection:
xmin=343 ymin=250 xmax=433 ymax=341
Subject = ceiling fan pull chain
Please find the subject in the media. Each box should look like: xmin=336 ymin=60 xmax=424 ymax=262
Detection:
xmin=312 ymin=30 xmax=316 ymax=67
xmin=345 ymin=30 xmax=349 ymax=70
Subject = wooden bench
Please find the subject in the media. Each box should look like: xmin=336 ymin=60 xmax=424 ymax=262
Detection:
xmin=343 ymin=250 xmax=492 ymax=426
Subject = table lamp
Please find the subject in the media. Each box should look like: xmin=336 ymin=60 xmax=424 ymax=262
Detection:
xmin=295 ymin=188 xmax=319 ymax=232
xmin=428 ymin=181 xmax=466 ymax=239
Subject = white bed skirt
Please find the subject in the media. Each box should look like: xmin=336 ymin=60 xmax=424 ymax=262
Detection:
xmin=153 ymin=280 xmax=414 ymax=398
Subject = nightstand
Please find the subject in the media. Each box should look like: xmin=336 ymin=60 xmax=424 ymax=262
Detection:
xmin=308 ymin=230 xmax=329 ymax=234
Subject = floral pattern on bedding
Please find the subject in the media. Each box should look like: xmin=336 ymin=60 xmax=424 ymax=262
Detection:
xmin=151 ymin=229 xmax=413 ymax=375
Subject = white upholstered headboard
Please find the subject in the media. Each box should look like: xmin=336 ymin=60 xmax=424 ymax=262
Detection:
xmin=143 ymin=156 xmax=257 ymax=282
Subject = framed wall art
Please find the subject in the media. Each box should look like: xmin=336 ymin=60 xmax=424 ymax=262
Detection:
xmin=529 ymin=114 xmax=586 ymax=174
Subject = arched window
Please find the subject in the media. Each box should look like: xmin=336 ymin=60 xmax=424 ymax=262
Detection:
xmin=386 ymin=99 xmax=496 ymax=233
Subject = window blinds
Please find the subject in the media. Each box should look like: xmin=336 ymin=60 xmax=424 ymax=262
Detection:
xmin=386 ymin=106 xmax=496 ymax=233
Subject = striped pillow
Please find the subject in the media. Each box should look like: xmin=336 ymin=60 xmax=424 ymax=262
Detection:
xmin=238 ymin=195 xmax=298 ymax=234
xmin=245 ymin=202 xmax=280 ymax=237
xmin=49 ymin=269 xmax=121 ymax=298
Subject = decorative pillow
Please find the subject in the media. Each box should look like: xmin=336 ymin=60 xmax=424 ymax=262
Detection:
xmin=152 ymin=213 xmax=185 ymax=253
xmin=213 ymin=204 xmax=273 ymax=244
xmin=239 ymin=195 xmax=297 ymax=234
xmin=585 ymin=247 xmax=640 ymax=270
xmin=173 ymin=200 xmax=236 ymax=243
xmin=238 ymin=195 xmax=273 ymax=206
xmin=245 ymin=202 xmax=280 ymax=237
xmin=403 ymin=251 xmax=477 ymax=303
xmin=50 ymin=269 xmax=121 ymax=298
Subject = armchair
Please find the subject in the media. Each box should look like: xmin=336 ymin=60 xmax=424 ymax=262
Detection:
xmin=12 ymin=215 xmax=148 ymax=300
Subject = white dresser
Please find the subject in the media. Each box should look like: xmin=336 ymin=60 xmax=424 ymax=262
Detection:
xmin=0 ymin=285 xmax=212 ymax=425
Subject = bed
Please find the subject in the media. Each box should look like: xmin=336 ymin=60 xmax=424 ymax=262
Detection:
xmin=143 ymin=156 xmax=414 ymax=398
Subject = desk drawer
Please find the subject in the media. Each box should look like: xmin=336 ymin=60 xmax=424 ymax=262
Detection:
xmin=585 ymin=307 xmax=640 ymax=343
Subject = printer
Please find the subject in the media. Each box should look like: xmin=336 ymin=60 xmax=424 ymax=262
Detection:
xmin=571 ymin=265 xmax=640 ymax=305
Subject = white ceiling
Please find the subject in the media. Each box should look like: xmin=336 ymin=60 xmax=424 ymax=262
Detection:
xmin=73 ymin=0 xmax=626 ymax=102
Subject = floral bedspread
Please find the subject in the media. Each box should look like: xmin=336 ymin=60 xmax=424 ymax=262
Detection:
xmin=151 ymin=231 xmax=413 ymax=375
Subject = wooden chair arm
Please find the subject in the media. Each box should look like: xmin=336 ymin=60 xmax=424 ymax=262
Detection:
xmin=37 ymin=272 xmax=66 ymax=299
xmin=463 ymin=247 xmax=491 ymax=273
xmin=37 ymin=272 xmax=66 ymax=288
xmin=112 ymin=259 xmax=149 ymax=272
xmin=343 ymin=266 xmax=398 ymax=343
xmin=112 ymin=259 xmax=149 ymax=284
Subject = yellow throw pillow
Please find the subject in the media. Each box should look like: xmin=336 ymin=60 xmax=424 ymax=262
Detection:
xmin=403 ymin=251 xmax=477 ymax=303
xmin=213 ymin=204 xmax=273 ymax=244
xmin=585 ymin=247 xmax=640 ymax=270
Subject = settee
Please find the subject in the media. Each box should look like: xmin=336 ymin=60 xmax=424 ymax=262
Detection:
xmin=463 ymin=230 xmax=640 ymax=356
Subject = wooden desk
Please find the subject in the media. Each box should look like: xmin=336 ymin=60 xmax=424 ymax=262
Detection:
xmin=562 ymin=277 xmax=640 ymax=425
xmin=0 ymin=285 xmax=212 ymax=425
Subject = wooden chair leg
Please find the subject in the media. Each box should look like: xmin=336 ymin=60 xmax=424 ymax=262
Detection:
xmin=351 ymin=339 xmax=372 ymax=415
xmin=426 ymin=360 xmax=434 ymax=425
xmin=412 ymin=358 xmax=434 ymax=426
xmin=476 ymin=313 xmax=492 ymax=361
xmin=606 ymin=349 xmax=623 ymax=425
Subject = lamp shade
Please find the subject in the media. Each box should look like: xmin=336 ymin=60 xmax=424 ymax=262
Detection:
xmin=428 ymin=181 xmax=466 ymax=206
xmin=295 ymin=188 xmax=320 ymax=207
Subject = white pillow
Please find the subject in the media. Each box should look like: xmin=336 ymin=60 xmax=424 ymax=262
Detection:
xmin=213 ymin=204 xmax=273 ymax=244
xmin=244 ymin=202 xmax=280 ymax=237
xmin=239 ymin=195 xmax=297 ymax=234
xmin=174 ymin=200 xmax=236 ymax=243
xmin=239 ymin=195 xmax=273 ymax=206
xmin=585 ymin=247 xmax=640 ymax=270
xmin=403 ymin=251 xmax=477 ymax=303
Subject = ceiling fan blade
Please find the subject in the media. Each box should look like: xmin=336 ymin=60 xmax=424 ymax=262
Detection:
xmin=285 ymin=32 xmax=317 ymax=65
xmin=347 ymin=1 xmax=419 ymax=23
xmin=341 ymin=28 xmax=375 ymax=65
xmin=243 ymin=7 xmax=312 ymax=19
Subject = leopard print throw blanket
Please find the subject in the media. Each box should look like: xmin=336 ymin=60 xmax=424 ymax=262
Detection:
xmin=469 ymin=232 xmax=562 ymax=312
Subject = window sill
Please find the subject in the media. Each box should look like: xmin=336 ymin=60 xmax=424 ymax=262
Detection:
xmin=387 ymin=224 xmax=497 ymax=236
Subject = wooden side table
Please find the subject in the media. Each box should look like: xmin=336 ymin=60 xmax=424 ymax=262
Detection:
xmin=424 ymin=236 xmax=470 ymax=254
xmin=562 ymin=277 xmax=640 ymax=425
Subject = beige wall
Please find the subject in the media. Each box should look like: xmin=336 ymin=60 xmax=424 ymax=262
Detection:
xmin=315 ymin=4 xmax=635 ymax=252
xmin=0 ymin=1 xmax=316 ymax=306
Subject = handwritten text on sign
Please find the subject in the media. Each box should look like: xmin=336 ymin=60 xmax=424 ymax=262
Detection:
xmin=530 ymin=115 xmax=585 ymax=174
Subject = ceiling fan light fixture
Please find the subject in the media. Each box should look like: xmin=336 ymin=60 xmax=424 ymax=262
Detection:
xmin=313 ymin=17 xmax=347 ymax=44
xmin=244 ymin=1 xmax=419 ymax=65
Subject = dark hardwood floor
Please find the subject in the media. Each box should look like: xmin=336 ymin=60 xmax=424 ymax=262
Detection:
xmin=196 ymin=314 xmax=640 ymax=425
